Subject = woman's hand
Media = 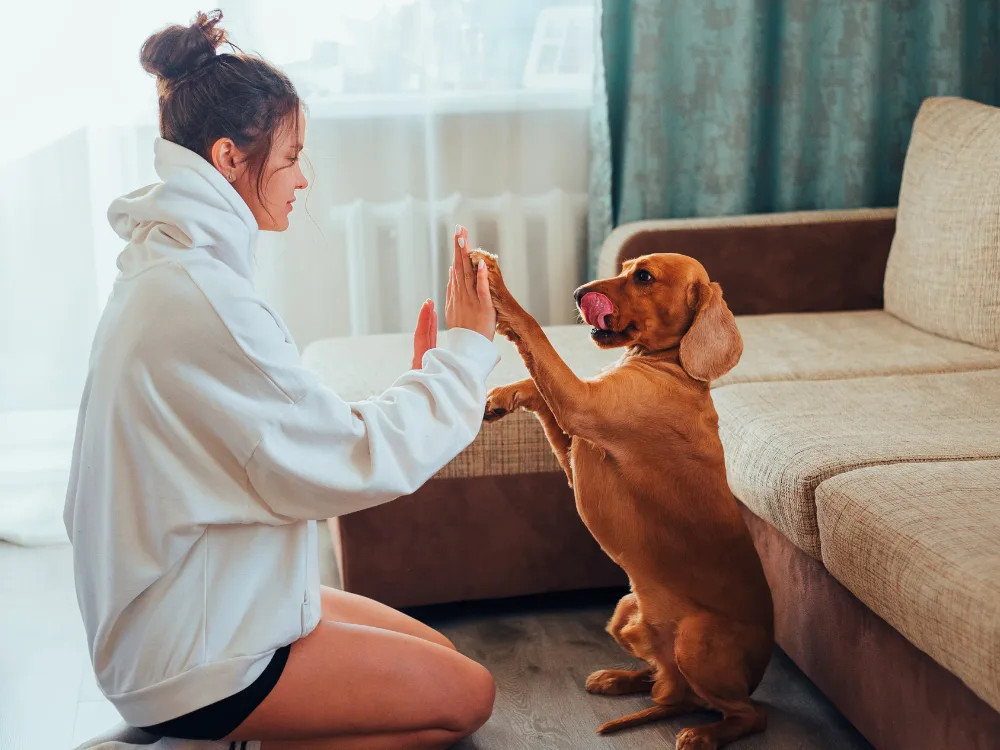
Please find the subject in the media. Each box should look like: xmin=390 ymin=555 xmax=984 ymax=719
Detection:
xmin=411 ymin=299 xmax=438 ymax=369
xmin=445 ymin=225 xmax=496 ymax=341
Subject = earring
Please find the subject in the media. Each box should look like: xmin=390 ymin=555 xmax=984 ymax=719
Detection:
xmin=227 ymin=172 xmax=235 ymax=182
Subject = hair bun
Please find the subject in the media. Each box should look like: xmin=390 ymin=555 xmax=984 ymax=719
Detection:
xmin=140 ymin=10 xmax=228 ymax=91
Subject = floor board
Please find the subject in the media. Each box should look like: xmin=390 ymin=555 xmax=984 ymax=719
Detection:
xmin=415 ymin=591 xmax=874 ymax=750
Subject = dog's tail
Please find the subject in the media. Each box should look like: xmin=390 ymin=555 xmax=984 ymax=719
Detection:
xmin=597 ymin=704 xmax=676 ymax=734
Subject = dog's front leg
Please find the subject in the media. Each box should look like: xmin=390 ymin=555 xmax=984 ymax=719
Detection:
xmin=470 ymin=251 xmax=612 ymax=444
xmin=485 ymin=379 xmax=573 ymax=486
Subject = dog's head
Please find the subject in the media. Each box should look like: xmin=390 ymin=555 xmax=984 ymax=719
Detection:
xmin=573 ymin=253 xmax=742 ymax=382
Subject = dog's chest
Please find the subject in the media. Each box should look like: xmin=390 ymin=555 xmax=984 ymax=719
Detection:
xmin=571 ymin=446 xmax=637 ymax=563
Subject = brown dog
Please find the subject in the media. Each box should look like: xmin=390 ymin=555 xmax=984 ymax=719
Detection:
xmin=471 ymin=250 xmax=774 ymax=748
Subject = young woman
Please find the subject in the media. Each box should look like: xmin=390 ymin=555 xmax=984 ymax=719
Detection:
xmin=65 ymin=11 xmax=498 ymax=750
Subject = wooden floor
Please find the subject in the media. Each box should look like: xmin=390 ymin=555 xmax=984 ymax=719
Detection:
xmin=0 ymin=540 xmax=872 ymax=750
xmin=413 ymin=591 xmax=874 ymax=750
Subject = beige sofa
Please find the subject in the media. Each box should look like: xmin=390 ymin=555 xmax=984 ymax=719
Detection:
xmin=302 ymin=97 xmax=1000 ymax=749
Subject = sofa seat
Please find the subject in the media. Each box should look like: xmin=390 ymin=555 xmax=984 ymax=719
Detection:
xmin=302 ymin=311 xmax=1000 ymax=479
xmin=714 ymin=370 xmax=1000 ymax=559
xmin=816 ymin=460 xmax=1000 ymax=713
xmin=721 ymin=309 xmax=1000 ymax=386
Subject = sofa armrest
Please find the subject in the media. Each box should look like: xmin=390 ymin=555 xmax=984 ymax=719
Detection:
xmin=598 ymin=208 xmax=897 ymax=315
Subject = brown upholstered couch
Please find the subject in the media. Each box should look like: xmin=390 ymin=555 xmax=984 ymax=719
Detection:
xmin=302 ymin=97 xmax=1000 ymax=749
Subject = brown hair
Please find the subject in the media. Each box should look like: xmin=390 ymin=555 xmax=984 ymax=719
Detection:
xmin=140 ymin=10 xmax=301 ymax=205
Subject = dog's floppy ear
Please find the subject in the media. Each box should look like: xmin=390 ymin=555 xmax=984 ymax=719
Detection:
xmin=679 ymin=282 xmax=742 ymax=382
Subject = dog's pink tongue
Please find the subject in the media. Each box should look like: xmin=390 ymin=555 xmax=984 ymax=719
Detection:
xmin=581 ymin=293 xmax=614 ymax=330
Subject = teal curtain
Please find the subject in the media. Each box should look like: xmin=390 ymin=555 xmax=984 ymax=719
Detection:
xmin=588 ymin=0 xmax=1000 ymax=276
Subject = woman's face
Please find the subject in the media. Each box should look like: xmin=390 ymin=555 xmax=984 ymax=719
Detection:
xmin=212 ymin=109 xmax=308 ymax=232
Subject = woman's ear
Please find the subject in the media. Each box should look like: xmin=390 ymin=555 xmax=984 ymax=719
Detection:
xmin=679 ymin=281 xmax=743 ymax=382
xmin=210 ymin=137 xmax=242 ymax=182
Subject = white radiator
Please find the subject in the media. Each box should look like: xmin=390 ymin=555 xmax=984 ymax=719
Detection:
xmin=331 ymin=190 xmax=588 ymax=336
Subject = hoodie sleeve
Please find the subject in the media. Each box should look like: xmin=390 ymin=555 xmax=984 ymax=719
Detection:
xmin=246 ymin=327 xmax=499 ymax=521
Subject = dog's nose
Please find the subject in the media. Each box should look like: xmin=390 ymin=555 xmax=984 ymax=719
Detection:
xmin=573 ymin=286 xmax=587 ymax=305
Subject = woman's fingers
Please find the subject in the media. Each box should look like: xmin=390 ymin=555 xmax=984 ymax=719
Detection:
xmin=453 ymin=226 xmax=465 ymax=286
xmin=452 ymin=227 xmax=461 ymax=272
xmin=430 ymin=308 xmax=438 ymax=349
xmin=425 ymin=302 xmax=436 ymax=345
xmin=454 ymin=225 xmax=473 ymax=291
xmin=475 ymin=259 xmax=490 ymax=307
xmin=418 ymin=298 xmax=433 ymax=327
xmin=411 ymin=299 xmax=434 ymax=369
xmin=475 ymin=259 xmax=497 ymax=337
xmin=445 ymin=266 xmax=455 ymax=328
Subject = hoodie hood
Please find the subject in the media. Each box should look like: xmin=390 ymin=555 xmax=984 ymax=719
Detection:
xmin=108 ymin=138 xmax=259 ymax=282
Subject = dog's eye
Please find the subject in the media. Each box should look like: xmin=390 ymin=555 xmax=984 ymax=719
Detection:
xmin=635 ymin=269 xmax=654 ymax=284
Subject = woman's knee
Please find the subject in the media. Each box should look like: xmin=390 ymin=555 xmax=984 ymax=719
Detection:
xmin=450 ymin=663 xmax=495 ymax=736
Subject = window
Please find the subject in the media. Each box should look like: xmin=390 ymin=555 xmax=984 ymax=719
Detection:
xmin=251 ymin=0 xmax=596 ymax=116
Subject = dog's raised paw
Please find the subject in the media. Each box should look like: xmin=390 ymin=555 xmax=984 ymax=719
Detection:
xmin=468 ymin=248 xmax=499 ymax=270
xmin=483 ymin=406 xmax=508 ymax=422
xmin=468 ymin=248 xmax=513 ymax=311
xmin=484 ymin=386 xmax=517 ymax=421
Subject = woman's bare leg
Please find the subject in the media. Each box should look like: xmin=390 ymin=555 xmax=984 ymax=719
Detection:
xmin=319 ymin=586 xmax=455 ymax=650
xmin=227 ymin=618 xmax=494 ymax=749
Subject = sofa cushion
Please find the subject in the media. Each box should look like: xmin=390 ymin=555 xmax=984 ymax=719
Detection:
xmin=816 ymin=461 xmax=1000 ymax=713
xmin=303 ymin=315 xmax=1000 ymax=480
xmin=721 ymin=310 xmax=1000 ymax=386
xmin=714 ymin=370 xmax=1000 ymax=558
xmin=883 ymin=97 xmax=1000 ymax=351
xmin=304 ymin=313 xmax=1000 ymax=402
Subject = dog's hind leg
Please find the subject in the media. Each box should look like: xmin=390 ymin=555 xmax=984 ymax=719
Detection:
xmin=672 ymin=614 xmax=768 ymax=749
xmin=592 ymin=596 xmax=700 ymax=733
xmin=605 ymin=593 xmax=641 ymax=656
xmin=587 ymin=594 xmax=653 ymax=694
xmin=595 ymin=670 xmax=701 ymax=734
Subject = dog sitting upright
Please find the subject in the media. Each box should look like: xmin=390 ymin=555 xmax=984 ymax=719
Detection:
xmin=471 ymin=250 xmax=774 ymax=749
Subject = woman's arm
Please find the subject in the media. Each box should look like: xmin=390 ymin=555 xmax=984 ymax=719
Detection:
xmin=245 ymin=326 xmax=497 ymax=520
xmin=246 ymin=225 xmax=498 ymax=521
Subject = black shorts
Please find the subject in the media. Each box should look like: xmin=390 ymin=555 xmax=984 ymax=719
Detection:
xmin=139 ymin=644 xmax=290 ymax=741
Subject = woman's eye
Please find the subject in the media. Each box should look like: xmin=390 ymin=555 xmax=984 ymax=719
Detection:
xmin=636 ymin=269 xmax=653 ymax=283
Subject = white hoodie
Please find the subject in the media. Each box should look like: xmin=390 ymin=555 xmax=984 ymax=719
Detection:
xmin=64 ymin=138 xmax=499 ymax=727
